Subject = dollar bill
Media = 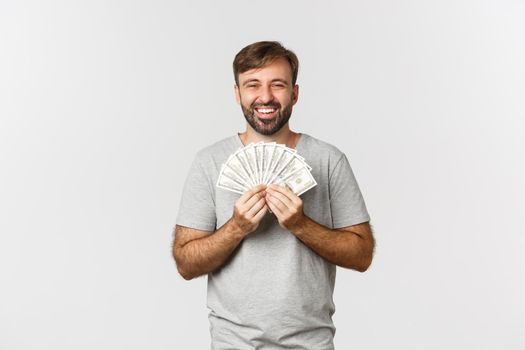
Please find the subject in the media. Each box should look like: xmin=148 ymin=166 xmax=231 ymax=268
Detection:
xmin=234 ymin=146 xmax=257 ymax=187
xmin=255 ymin=142 xmax=264 ymax=184
xmin=277 ymin=166 xmax=317 ymax=196
xmin=243 ymin=144 xmax=259 ymax=184
xmin=216 ymin=166 xmax=247 ymax=194
xmin=221 ymin=163 xmax=251 ymax=189
xmin=264 ymin=144 xmax=285 ymax=185
xmin=278 ymin=156 xmax=311 ymax=181
xmin=261 ymin=142 xmax=276 ymax=184
xmin=225 ymin=153 xmax=255 ymax=187
xmin=266 ymin=147 xmax=296 ymax=184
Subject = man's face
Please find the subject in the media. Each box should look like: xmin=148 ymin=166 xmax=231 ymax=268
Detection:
xmin=235 ymin=58 xmax=299 ymax=136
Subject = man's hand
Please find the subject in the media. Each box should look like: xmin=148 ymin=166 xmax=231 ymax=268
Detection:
xmin=231 ymin=184 xmax=269 ymax=236
xmin=173 ymin=184 xmax=269 ymax=280
xmin=265 ymin=183 xmax=374 ymax=271
xmin=265 ymin=184 xmax=306 ymax=231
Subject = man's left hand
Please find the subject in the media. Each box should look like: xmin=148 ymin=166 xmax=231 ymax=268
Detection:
xmin=265 ymin=184 xmax=305 ymax=231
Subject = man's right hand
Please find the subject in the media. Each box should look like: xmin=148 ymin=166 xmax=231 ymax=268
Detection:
xmin=231 ymin=184 xmax=268 ymax=236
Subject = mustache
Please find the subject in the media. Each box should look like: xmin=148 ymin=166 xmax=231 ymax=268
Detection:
xmin=251 ymin=102 xmax=281 ymax=109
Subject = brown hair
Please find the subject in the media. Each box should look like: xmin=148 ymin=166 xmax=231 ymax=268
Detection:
xmin=233 ymin=41 xmax=299 ymax=86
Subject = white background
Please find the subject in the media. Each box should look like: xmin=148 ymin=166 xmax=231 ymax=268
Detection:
xmin=1 ymin=1 xmax=524 ymax=349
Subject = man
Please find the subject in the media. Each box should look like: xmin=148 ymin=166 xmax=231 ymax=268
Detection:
xmin=173 ymin=41 xmax=375 ymax=349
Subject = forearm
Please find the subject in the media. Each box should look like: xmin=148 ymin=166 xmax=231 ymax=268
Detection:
xmin=291 ymin=216 xmax=374 ymax=271
xmin=175 ymin=219 xmax=245 ymax=280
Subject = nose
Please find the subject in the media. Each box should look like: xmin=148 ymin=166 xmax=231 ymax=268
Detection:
xmin=258 ymin=85 xmax=274 ymax=104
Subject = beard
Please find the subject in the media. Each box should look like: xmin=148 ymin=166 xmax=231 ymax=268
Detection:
xmin=240 ymin=100 xmax=293 ymax=136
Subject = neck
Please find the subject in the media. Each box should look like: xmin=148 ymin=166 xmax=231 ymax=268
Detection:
xmin=239 ymin=124 xmax=300 ymax=149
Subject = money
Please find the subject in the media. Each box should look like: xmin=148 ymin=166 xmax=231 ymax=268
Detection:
xmin=277 ymin=167 xmax=317 ymax=196
xmin=216 ymin=167 xmax=246 ymax=194
xmin=233 ymin=147 xmax=257 ymax=187
xmin=216 ymin=141 xmax=317 ymax=196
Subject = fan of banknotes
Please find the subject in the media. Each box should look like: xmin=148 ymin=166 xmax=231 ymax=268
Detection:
xmin=216 ymin=141 xmax=317 ymax=196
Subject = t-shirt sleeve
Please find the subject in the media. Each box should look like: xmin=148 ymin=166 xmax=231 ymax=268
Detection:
xmin=329 ymin=153 xmax=371 ymax=228
xmin=175 ymin=153 xmax=217 ymax=232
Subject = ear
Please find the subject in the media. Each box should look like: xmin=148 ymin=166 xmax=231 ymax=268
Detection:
xmin=292 ymin=84 xmax=299 ymax=105
xmin=234 ymin=84 xmax=241 ymax=105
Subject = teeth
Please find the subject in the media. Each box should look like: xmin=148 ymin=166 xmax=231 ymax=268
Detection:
xmin=256 ymin=108 xmax=276 ymax=114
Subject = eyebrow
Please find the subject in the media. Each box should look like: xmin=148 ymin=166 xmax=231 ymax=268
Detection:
xmin=242 ymin=79 xmax=289 ymax=87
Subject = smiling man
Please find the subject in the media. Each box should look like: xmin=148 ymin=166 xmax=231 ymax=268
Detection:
xmin=173 ymin=41 xmax=375 ymax=350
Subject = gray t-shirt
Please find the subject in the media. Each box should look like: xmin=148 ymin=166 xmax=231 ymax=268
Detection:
xmin=176 ymin=133 xmax=370 ymax=350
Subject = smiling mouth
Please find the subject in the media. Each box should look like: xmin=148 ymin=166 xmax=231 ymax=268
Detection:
xmin=254 ymin=107 xmax=278 ymax=120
